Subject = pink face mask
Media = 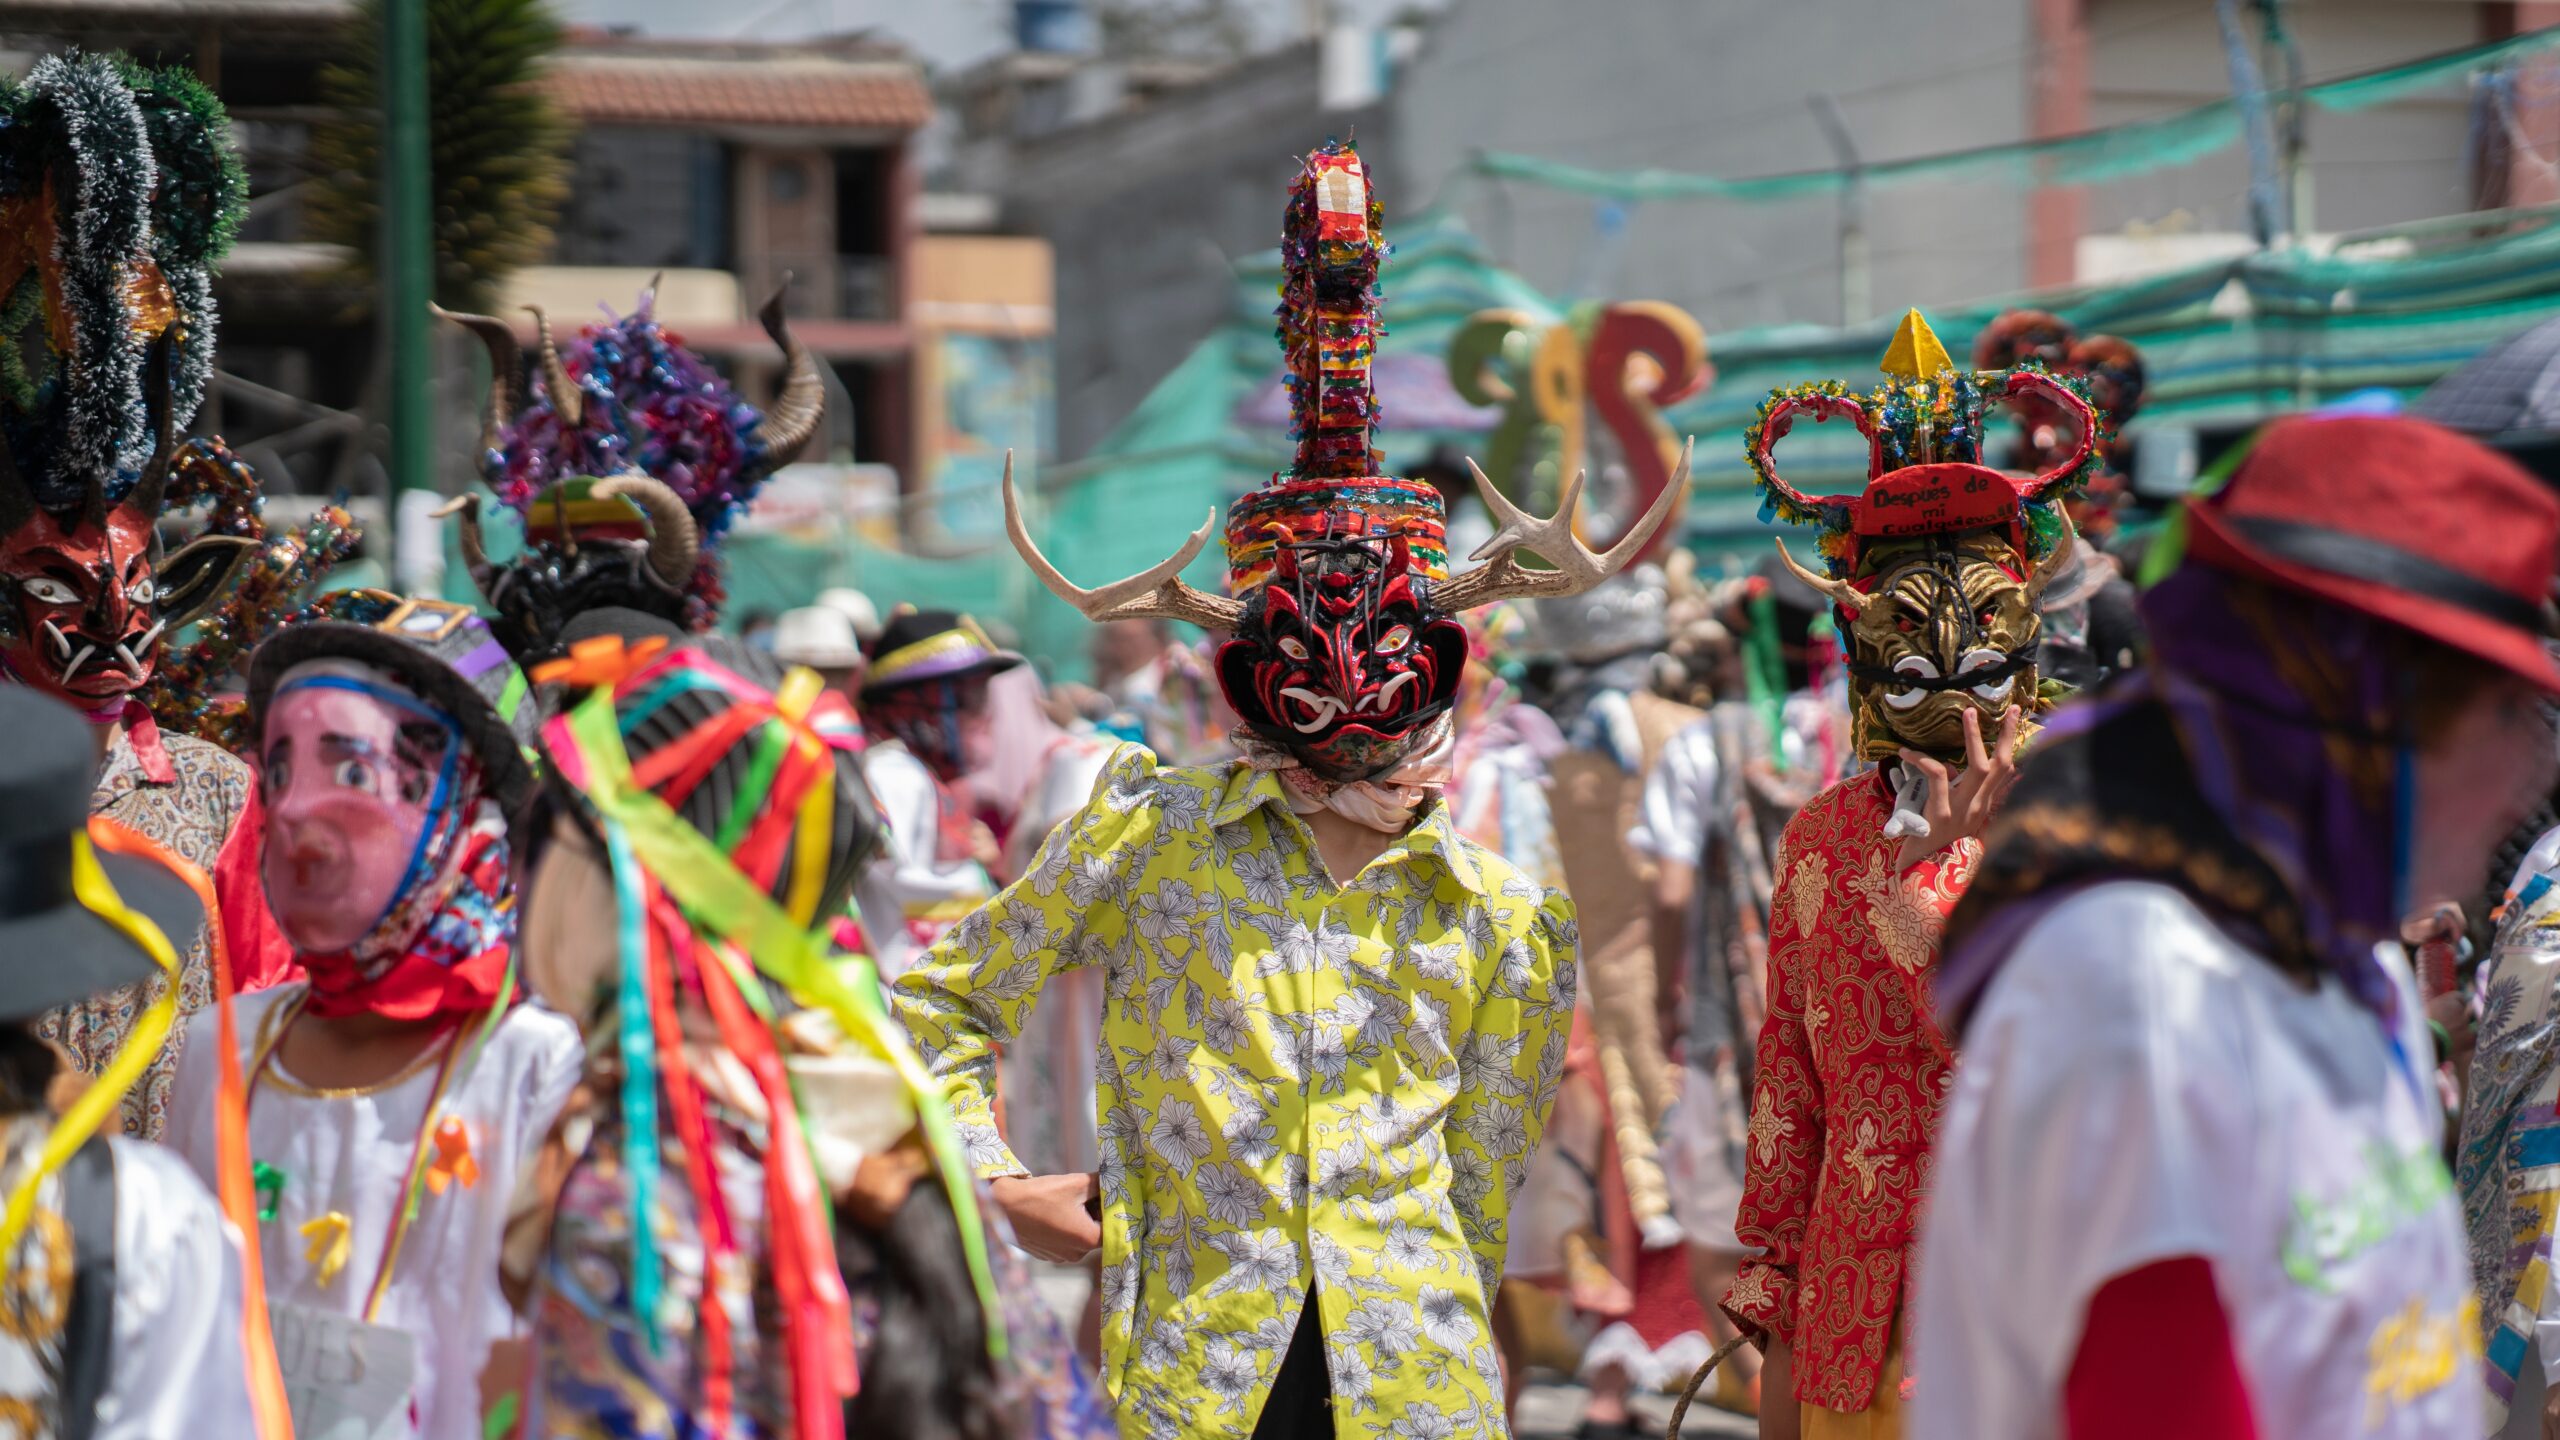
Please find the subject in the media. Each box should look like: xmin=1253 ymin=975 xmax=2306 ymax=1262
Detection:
xmin=260 ymin=673 xmax=460 ymax=955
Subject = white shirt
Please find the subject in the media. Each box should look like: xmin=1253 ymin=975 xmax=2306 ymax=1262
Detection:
xmin=170 ymin=988 xmax=583 ymax=1440
xmin=1627 ymin=719 xmax=1717 ymax=862
xmin=84 ymin=1138 xmax=253 ymax=1437
xmin=1912 ymin=881 xmax=2480 ymax=1440
xmin=855 ymin=741 xmax=995 ymax=979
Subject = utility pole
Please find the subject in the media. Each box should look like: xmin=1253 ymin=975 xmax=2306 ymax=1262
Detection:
xmin=1811 ymin=95 xmax=1868 ymax=328
xmin=2216 ymin=0 xmax=2285 ymax=247
xmin=383 ymin=0 xmax=435 ymax=590
xmin=2259 ymin=0 xmax=2310 ymax=238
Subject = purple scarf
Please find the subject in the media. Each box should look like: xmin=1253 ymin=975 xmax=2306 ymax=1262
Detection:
xmin=1938 ymin=565 xmax=2409 ymax=1029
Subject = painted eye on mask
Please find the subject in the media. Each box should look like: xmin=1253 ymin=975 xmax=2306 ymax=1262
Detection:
xmin=332 ymin=758 xmax=381 ymax=794
xmin=1374 ymin=624 xmax=1412 ymax=655
xmin=21 ymin=577 xmax=74 ymax=606
xmin=127 ymin=577 xmax=155 ymax=606
xmin=1279 ymin=637 xmax=1310 ymax=661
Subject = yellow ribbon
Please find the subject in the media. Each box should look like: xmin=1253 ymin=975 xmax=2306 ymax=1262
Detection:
xmin=0 ymin=835 xmax=180 ymax=1259
xmin=302 ymin=1211 xmax=351 ymax=1286
xmin=773 ymin=668 xmax=835 ymax=928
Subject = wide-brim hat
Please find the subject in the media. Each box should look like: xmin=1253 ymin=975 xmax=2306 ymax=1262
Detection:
xmin=248 ymin=597 xmax=541 ymax=807
xmin=0 ymin=687 xmax=201 ymax=1022
xmin=858 ymin=609 xmax=1022 ymax=698
xmin=2183 ymin=414 xmax=2560 ymax=693
xmin=772 ymin=605 xmax=866 ymax=670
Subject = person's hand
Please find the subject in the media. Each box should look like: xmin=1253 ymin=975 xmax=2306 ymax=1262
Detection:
xmin=2542 ymin=1372 xmax=2560 ymax=1440
xmin=1893 ymin=704 xmax=2022 ymax=872
xmin=1758 ymin=1335 xmax=1798 ymax=1440
xmin=2426 ymin=990 xmax=2476 ymax=1061
xmin=992 ymin=1171 xmax=1102 ymax=1262
xmin=968 ymin=821 xmax=1004 ymax=873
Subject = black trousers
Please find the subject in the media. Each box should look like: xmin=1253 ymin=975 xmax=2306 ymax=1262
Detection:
xmin=1250 ymin=1293 xmax=1334 ymax=1439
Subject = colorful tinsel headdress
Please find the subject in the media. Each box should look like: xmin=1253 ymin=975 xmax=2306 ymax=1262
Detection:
xmin=1747 ymin=309 xmax=2101 ymax=584
xmin=1002 ymin=140 xmax=1690 ymax=635
xmin=0 ymin=51 xmax=243 ymax=511
xmin=0 ymin=55 xmax=363 ymax=758
xmin=436 ymin=284 xmax=823 ymax=654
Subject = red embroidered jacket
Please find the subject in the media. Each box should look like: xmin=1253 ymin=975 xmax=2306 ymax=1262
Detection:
xmin=1721 ymin=769 xmax=1973 ymax=1412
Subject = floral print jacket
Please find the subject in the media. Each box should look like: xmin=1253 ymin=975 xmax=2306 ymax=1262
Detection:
xmin=1722 ymin=769 xmax=1972 ymax=1412
xmin=894 ymin=748 xmax=1578 ymax=1440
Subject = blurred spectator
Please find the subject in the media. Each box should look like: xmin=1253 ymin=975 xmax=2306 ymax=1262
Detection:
xmin=851 ymin=611 xmax=1011 ymax=978
xmin=818 ymin=587 xmax=883 ymax=647
xmin=736 ymin=608 xmax=777 ymax=652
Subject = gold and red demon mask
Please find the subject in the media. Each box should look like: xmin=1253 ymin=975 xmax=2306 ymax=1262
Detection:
xmin=1750 ymin=310 xmax=2095 ymax=763
xmin=1003 ymin=140 xmax=1687 ymax=782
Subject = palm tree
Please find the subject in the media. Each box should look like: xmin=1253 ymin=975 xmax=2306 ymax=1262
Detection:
xmin=307 ymin=0 xmax=572 ymax=312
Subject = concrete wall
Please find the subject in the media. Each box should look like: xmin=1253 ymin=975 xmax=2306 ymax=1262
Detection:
xmin=1390 ymin=0 xmax=2039 ymax=334
xmin=2082 ymin=0 xmax=2490 ymax=240
xmin=997 ymin=41 xmax=1386 ymax=460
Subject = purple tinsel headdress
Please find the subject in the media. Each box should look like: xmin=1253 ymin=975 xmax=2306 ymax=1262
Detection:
xmin=436 ymin=283 xmax=825 ymax=643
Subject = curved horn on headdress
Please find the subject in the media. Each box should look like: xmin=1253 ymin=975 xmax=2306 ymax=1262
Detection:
xmin=1773 ymin=537 xmax=1866 ymax=617
xmin=431 ymin=303 xmax=524 ymax=462
xmin=749 ymin=281 xmax=825 ymax=474
xmin=1430 ymin=439 xmax=1693 ymax=613
xmin=2029 ymin=507 xmax=2081 ymax=600
xmin=431 ymin=493 xmax=497 ymax=598
xmin=1999 ymin=368 xmax=2097 ymax=502
xmin=591 ymin=473 xmax=700 ymax=590
xmin=1002 ymin=452 xmax=1243 ymax=630
xmin=1747 ymin=389 xmax=1875 ymax=527
xmin=527 ymin=306 xmax=583 ymax=431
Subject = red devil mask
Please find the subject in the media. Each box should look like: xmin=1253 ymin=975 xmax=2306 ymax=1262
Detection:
xmin=0 ymin=490 xmax=250 ymax=714
xmin=1216 ymin=518 xmax=1468 ymax=783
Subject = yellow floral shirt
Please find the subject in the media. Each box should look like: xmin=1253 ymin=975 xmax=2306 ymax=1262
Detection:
xmin=893 ymin=748 xmax=1578 ymax=1439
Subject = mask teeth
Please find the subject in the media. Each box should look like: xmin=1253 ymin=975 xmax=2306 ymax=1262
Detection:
xmin=42 ymin=620 xmax=67 ymax=658
xmin=61 ymin=643 xmax=94 ymax=682
xmin=131 ymin=619 xmax=165 ymax=652
xmin=114 ymin=643 xmax=144 ymax=680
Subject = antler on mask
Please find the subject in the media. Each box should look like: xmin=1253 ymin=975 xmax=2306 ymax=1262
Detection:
xmin=1003 ymin=452 xmax=1245 ymax=630
xmin=1431 ymin=437 xmax=1692 ymax=612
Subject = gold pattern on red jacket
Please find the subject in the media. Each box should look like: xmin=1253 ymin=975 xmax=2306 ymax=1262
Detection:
xmin=1721 ymin=769 xmax=1971 ymax=1412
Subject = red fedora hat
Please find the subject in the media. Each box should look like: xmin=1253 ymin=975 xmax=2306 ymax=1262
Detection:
xmin=2183 ymin=414 xmax=2560 ymax=693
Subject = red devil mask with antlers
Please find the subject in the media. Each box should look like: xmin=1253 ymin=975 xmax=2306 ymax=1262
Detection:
xmin=1005 ymin=141 xmax=1687 ymax=783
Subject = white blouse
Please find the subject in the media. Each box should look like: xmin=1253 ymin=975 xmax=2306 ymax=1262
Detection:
xmin=170 ymin=987 xmax=582 ymax=1440
xmin=1912 ymin=881 xmax=2479 ymax=1440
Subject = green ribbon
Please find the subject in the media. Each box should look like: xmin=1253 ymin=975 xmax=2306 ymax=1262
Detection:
xmin=557 ymin=686 xmax=1011 ymax=1360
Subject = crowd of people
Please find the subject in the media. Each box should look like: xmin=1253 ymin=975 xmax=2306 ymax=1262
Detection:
xmin=3 ymin=57 xmax=2559 ymax=1440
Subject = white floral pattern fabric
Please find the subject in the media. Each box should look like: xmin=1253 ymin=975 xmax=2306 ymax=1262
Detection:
xmin=893 ymin=749 xmax=1577 ymax=1439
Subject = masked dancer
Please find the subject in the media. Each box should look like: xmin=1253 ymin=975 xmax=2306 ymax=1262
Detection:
xmin=1725 ymin=311 xmax=2094 ymax=1440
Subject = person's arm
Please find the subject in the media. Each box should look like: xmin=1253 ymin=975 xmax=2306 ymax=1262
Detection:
xmin=890 ymin=748 xmax=1150 ymax=1213
xmin=2064 ymin=1257 xmax=2257 ymax=1440
xmin=1632 ymin=727 xmax=1713 ymax=1059
xmin=95 ymin=1142 xmax=256 ymax=1439
xmin=871 ymin=749 xmax=997 ymax=913
xmin=1447 ymin=889 xmax=1580 ymax=1303
xmin=1722 ymin=818 xmax=1822 ymax=1348
xmin=211 ymin=785 xmax=297 ymax=994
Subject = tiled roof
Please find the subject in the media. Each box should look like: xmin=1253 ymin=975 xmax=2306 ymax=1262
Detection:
xmin=546 ymin=53 xmax=931 ymax=131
